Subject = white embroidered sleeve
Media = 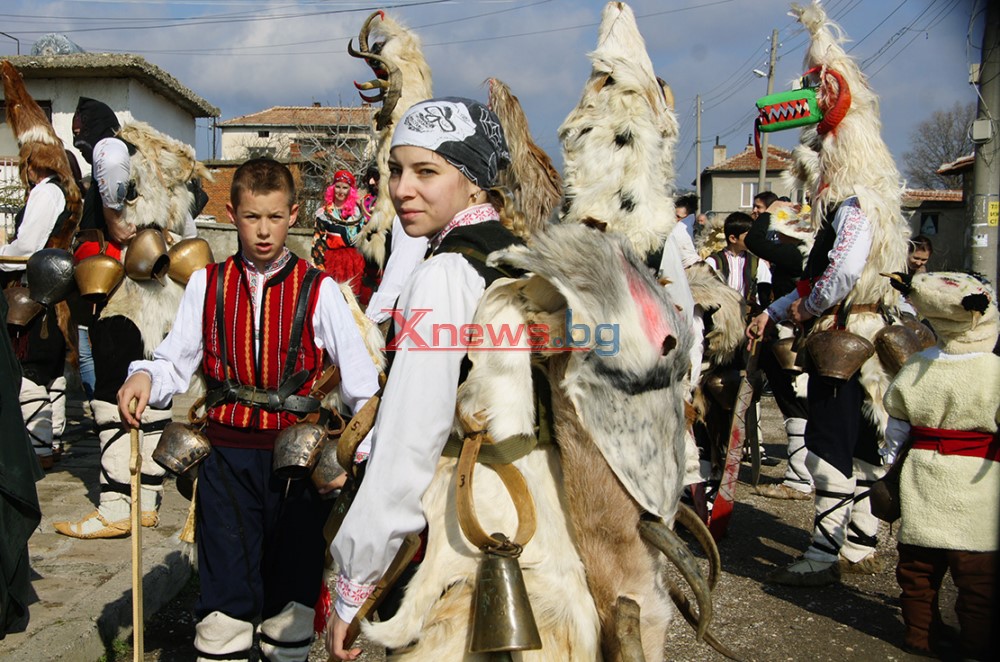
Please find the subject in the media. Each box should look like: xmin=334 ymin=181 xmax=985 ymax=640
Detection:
xmin=366 ymin=216 xmax=429 ymax=324
xmin=803 ymin=198 xmax=871 ymax=317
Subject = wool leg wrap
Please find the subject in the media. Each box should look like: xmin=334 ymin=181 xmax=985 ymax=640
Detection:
xmin=195 ymin=611 xmax=254 ymax=662
xmin=782 ymin=417 xmax=812 ymax=491
xmin=20 ymin=377 xmax=53 ymax=455
xmin=258 ymin=601 xmax=315 ymax=662
xmin=803 ymin=451 xmax=856 ymax=563
xmin=92 ymin=400 xmax=168 ymax=517
xmin=840 ymin=458 xmax=884 ymax=562
xmin=48 ymin=375 xmax=67 ymax=440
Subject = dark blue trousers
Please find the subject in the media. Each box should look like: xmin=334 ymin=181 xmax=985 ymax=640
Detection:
xmin=195 ymin=445 xmax=333 ymax=622
xmin=804 ymin=371 xmax=881 ymax=479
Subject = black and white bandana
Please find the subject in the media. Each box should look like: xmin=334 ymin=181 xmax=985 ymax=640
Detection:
xmin=391 ymin=97 xmax=511 ymax=188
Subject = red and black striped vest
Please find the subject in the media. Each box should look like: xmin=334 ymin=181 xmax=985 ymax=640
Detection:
xmin=202 ymin=255 xmax=326 ymax=430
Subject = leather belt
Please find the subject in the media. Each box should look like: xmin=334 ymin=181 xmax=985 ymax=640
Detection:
xmin=820 ymin=302 xmax=879 ymax=318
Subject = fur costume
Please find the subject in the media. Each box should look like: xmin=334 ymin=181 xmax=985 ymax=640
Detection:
xmin=98 ymin=120 xmax=211 ymax=356
xmin=486 ymin=77 xmax=563 ymax=240
xmin=558 ymin=1 xmax=679 ymax=258
xmin=349 ymin=11 xmax=433 ymax=269
xmin=883 ymin=272 xmax=999 ymax=658
xmin=792 ymin=0 xmax=910 ymax=437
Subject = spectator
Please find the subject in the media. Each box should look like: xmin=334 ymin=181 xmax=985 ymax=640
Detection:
xmin=675 ymin=193 xmax=698 ymax=240
xmin=907 ymin=234 xmax=933 ymax=275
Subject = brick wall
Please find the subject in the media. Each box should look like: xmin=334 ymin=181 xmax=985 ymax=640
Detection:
xmin=199 ymin=161 xmax=309 ymax=225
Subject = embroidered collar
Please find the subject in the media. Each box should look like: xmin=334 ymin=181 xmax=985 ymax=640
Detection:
xmin=428 ymin=203 xmax=499 ymax=251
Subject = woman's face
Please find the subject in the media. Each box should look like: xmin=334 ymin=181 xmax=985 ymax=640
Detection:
xmin=333 ymin=181 xmax=351 ymax=204
xmin=388 ymin=145 xmax=481 ymax=238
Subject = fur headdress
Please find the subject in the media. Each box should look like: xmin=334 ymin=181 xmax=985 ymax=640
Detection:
xmin=892 ymin=272 xmax=999 ymax=355
xmin=486 ymin=77 xmax=562 ymax=241
xmin=558 ymin=1 xmax=679 ymax=258
xmin=2 ymin=60 xmax=81 ymax=250
xmin=792 ymin=1 xmax=909 ymax=306
xmin=348 ymin=11 xmax=433 ymax=267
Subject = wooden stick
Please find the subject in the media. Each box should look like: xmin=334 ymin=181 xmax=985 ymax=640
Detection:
xmin=0 ymin=255 xmax=30 ymax=264
xmin=179 ymin=477 xmax=197 ymax=544
xmin=129 ymin=399 xmax=144 ymax=661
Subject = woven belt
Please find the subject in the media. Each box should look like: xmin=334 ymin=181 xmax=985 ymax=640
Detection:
xmin=441 ymin=432 xmax=541 ymax=465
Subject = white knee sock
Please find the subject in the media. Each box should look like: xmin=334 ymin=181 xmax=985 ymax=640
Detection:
xmin=841 ymin=458 xmax=885 ymax=562
xmin=48 ymin=375 xmax=67 ymax=440
xmin=782 ymin=417 xmax=812 ymax=491
xmin=259 ymin=601 xmax=315 ymax=662
xmin=803 ymin=452 xmax=855 ymax=564
xmin=21 ymin=377 xmax=53 ymax=455
xmin=195 ymin=611 xmax=254 ymax=662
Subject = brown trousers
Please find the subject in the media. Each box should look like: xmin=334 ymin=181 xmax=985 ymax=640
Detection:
xmin=896 ymin=543 xmax=996 ymax=658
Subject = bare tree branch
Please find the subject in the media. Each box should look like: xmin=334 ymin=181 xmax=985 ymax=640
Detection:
xmin=902 ymin=101 xmax=976 ymax=190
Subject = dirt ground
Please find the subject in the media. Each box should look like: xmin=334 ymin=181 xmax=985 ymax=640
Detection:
xmin=133 ymin=394 xmax=960 ymax=661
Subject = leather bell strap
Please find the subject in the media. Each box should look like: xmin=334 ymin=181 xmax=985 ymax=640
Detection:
xmin=455 ymin=427 xmax=537 ymax=555
xmin=335 ymin=391 xmax=382 ymax=477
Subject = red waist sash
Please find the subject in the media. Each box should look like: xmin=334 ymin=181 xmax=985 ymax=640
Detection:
xmin=910 ymin=426 xmax=1000 ymax=462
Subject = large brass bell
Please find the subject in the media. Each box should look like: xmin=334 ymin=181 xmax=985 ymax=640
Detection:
xmin=804 ymin=328 xmax=875 ymax=380
xmin=310 ymin=436 xmax=346 ymax=491
xmin=469 ymin=534 xmax=542 ymax=653
xmin=124 ymin=228 xmax=170 ymax=284
xmin=74 ymin=253 xmax=125 ymax=301
xmin=272 ymin=422 xmax=327 ymax=480
xmin=4 ymin=286 xmax=44 ymax=326
xmin=873 ymin=324 xmax=923 ymax=377
xmin=167 ymin=237 xmax=214 ymax=285
xmin=153 ymin=422 xmax=212 ymax=474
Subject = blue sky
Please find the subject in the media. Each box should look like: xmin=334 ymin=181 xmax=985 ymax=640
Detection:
xmin=0 ymin=0 xmax=985 ymax=190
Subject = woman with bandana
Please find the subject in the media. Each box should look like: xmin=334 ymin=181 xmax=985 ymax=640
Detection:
xmin=311 ymin=170 xmax=370 ymax=303
xmin=326 ymin=97 xmax=521 ymax=660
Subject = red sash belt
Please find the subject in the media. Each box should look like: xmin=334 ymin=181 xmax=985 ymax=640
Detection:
xmin=910 ymin=426 xmax=1000 ymax=462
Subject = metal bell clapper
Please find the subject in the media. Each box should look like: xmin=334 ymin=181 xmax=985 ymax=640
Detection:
xmin=469 ymin=533 xmax=542 ymax=653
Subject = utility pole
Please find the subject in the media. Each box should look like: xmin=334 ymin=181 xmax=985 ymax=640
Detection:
xmin=970 ymin=1 xmax=999 ymax=284
xmin=695 ymin=94 xmax=702 ymax=215
xmin=757 ymin=29 xmax=779 ymax=194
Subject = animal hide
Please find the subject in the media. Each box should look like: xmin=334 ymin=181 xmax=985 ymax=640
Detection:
xmin=486 ymin=78 xmax=562 ymax=241
xmin=685 ymin=262 xmax=745 ymax=368
xmin=351 ymin=12 xmax=433 ymax=268
xmin=98 ymin=122 xmax=209 ymax=352
xmin=558 ymin=1 xmax=679 ymax=259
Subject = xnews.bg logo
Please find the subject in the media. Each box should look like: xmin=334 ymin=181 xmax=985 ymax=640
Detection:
xmin=384 ymin=308 xmax=620 ymax=357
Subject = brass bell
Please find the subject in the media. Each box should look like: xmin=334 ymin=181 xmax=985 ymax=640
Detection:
xmin=873 ymin=324 xmax=923 ymax=377
xmin=804 ymin=328 xmax=875 ymax=380
xmin=469 ymin=534 xmax=542 ymax=653
xmin=4 ymin=286 xmax=44 ymax=327
xmin=74 ymin=253 xmax=125 ymax=301
xmin=167 ymin=237 xmax=214 ymax=285
xmin=124 ymin=228 xmax=170 ymax=285
xmin=272 ymin=422 xmax=327 ymax=480
xmin=770 ymin=337 xmax=802 ymax=373
xmin=153 ymin=422 xmax=212 ymax=474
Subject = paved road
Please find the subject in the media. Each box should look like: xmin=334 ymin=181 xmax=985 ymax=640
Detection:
xmin=0 ymin=383 xmax=954 ymax=661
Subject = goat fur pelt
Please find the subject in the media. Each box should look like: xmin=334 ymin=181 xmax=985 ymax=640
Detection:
xmin=558 ymin=1 xmax=679 ymax=259
xmin=98 ymin=121 xmax=209 ymax=355
xmin=792 ymin=1 xmax=910 ymax=441
xmin=486 ymin=77 xmax=562 ymax=241
xmin=353 ymin=12 xmax=433 ymax=268
xmin=685 ymin=261 xmax=745 ymax=368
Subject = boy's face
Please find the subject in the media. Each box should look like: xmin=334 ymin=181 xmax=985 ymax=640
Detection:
xmin=728 ymin=231 xmax=748 ymax=254
xmin=227 ymin=189 xmax=298 ymax=270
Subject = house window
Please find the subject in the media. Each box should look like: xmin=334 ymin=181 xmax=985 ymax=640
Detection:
xmin=740 ymin=181 xmax=771 ymax=208
xmin=247 ymin=146 xmax=275 ymax=159
xmin=257 ymin=130 xmax=270 ymax=138
xmin=919 ymin=213 xmax=939 ymax=236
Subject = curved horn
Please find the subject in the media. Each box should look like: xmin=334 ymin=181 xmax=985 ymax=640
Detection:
xmin=357 ymin=10 xmax=385 ymax=54
xmin=347 ymin=38 xmax=368 ymax=61
xmin=354 ymin=79 xmax=387 ymax=92
xmin=663 ymin=576 xmax=745 ymax=661
xmin=615 ymin=596 xmax=646 ymax=662
xmin=373 ymin=63 xmax=403 ymax=132
xmin=674 ymin=504 xmax=721 ymax=590
xmin=638 ymin=519 xmax=712 ymax=641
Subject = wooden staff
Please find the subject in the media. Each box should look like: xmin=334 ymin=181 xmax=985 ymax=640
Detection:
xmin=0 ymin=255 xmax=30 ymax=265
xmin=129 ymin=399 xmax=144 ymax=660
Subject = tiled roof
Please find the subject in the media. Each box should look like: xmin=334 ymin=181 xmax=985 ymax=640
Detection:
xmin=219 ymin=106 xmax=374 ymax=128
xmin=936 ymin=153 xmax=974 ymax=175
xmin=703 ymin=144 xmax=794 ymax=172
xmin=902 ymin=188 xmax=963 ymax=204
xmin=4 ymin=53 xmax=218 ymax=117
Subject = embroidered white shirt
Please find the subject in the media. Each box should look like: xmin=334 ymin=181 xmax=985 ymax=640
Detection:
xmin=0 ymin=177 xmax=65 ymax=271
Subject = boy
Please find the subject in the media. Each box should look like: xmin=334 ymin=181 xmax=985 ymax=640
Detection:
xmin=118 ymin=158 xmax=380 ymax=662
xmin=707 ymin=211 xmax=771 ymax=314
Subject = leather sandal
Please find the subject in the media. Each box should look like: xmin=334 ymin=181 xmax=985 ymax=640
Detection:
xmin=53 ymin=510 xmax=130 ymax=539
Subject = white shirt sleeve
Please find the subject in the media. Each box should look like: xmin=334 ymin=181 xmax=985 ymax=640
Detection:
xmin=365 ymin=216 xmax=429 ymax=324
xmin=312 ymin=278 xmax=381 ymax=415
xmin=129 ymin=268 xmax=208 ymax=406
xmin=0 ymin=179 xmax=65 ymax=271
xmin=332 ymin=253 xmax=484 ymax=622
xmin=92 ymin=138 xmax=131 ymax=211
xmin=802 ymin=198 xmax=871 ymax=317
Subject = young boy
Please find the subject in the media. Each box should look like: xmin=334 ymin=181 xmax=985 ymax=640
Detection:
xmin=118 ymin=158 xmax=380 ymax=662
xmin=706 ymin=211 xmax=771 ymax=311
